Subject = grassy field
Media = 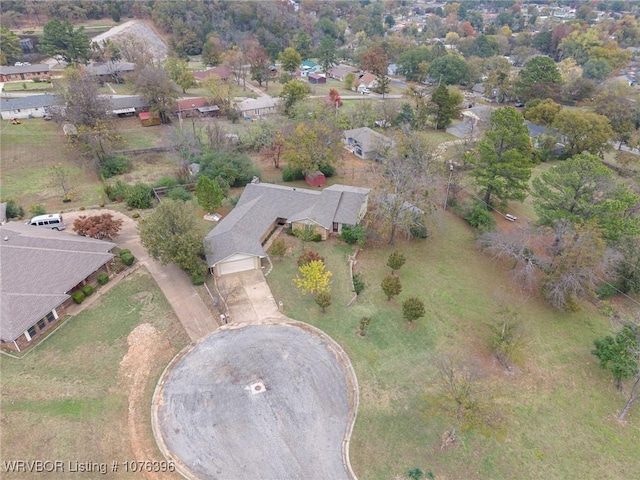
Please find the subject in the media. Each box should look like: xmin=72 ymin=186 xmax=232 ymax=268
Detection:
xmin=2 ymin=81 xmax=54 ymax=92
xmin=266 ymin=216 xmax=640 ymax=480
xmin=0 ymin=117 xmax=182 ymax=212
xmin=0 ymin=269 xmax=189 ymax=479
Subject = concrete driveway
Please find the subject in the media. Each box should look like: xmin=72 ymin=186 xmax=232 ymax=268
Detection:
xmin=214 ymin=269 xmax=282 ymax=324
xmin=153 ymin=322 xmax=358 ymax=480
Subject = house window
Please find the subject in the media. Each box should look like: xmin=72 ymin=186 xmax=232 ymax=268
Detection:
xmin=333 ymin=222 xmax=339 ymax=233
xmin=37 ymin=319 xmax=46 ymax=330
xmin=27 ymin=326 xmax=37 ymax=339
xmin=46 ymin=311 xmax=56 ymax=324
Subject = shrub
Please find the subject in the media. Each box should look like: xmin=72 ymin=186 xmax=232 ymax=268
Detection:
xmin=318 ymin=163 xmax=336 ymax=177
xmin=282 ymin=166 xmax=305 ymax=182
xmin=387 ymin=251 xmax=406 ymax=273
xmin=312 ymin=232 xmax=322 ymax=242
xmin=121 ymin=252 xmax=135 ymax=266
xmin=315 ymin=291 xmax=332 ymax=313
xmin=97 ymin=273 xmax=109 ymax=286
xmin=358 ymin=316 xmax=371 ymax=336
xmin=298 ymin=250 xmax=325 ymax=267
xmin=596 ymin=282 xmax=620 ymax=299
xmin=153 ymin=176 xmax=180 ymax=188
xmin=125 ymin=183 xmax=153 ymax=209
xmin=463 ymin=201 xmax=496 ymax=231
xmin=119 ymin=249 xmax=131 ymax=257
xmin=402 ymin=297 xmax=426 ymax=322
xmin=104 ymin=180 xmax=131 ymax=202
xmin=4 ymin=199 xmax=24 ymax=219
xmin=292 ymin=226 xmax=321 ymax=243
xmin=339 ymin=225 xmax=366 ymax=246
xmin=166 ymin=186 xmax=192 ymax=201
xmin=82 ymin=284 xmax=95 ymax=297
xmin=100 ymin=155 xmax=131 ymax=178
xmin=381 ymin=274 xmax=402 ymax=301
xmin=72 ymin=291 xmax=85 ymax=304
xmin=269 ymin=239 xmax=287 ymax=259
xmin=190 ymin=271 xmax=205 ymax=285
xmin=353 ymin=273 xmax=366 ymax=295
xmin=29 ymin=203 xmax=46 ymax=216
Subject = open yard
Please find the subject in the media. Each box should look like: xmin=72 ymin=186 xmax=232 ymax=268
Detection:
xmin=266 ymin=215 xmax=640 ymax=480
xmin=0 ymin=117 xmax=181 ymax=212
xmin=0 ymin=269 xmax=188 ymax=479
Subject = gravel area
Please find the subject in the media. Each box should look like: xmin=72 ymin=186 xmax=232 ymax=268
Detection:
xmin=90 ymin=20 xmax=168 ymax=61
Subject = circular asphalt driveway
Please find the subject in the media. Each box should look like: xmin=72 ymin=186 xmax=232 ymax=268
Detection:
xmin=152 ymin=322 xmax=358 ymax=480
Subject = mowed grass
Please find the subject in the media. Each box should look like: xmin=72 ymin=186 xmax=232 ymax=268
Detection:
xmin=0 ymin=269 xmax=189 ymax=478
xmin=266 ymin=215 xmax=640 ymax=480
xmin=0 ymin=117 xmax=182 ymax=211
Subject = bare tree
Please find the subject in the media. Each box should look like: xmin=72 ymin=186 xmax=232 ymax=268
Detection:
xmin=477 ymin=227 xmax=540 ymax=292
xmin=369 ymin=129 xmax=440 ymax=244
xmin=133 ymin=64 xmax=177 ymax=124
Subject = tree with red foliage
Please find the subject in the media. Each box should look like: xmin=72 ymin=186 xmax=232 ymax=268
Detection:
xmin=324 ymin=88 xmax=343 ymax=111
xmin=73 ymin=213 xmax=123 ymax=241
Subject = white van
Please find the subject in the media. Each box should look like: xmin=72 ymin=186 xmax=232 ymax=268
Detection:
xmin=27 ymin=213 xmax=66 ymax=231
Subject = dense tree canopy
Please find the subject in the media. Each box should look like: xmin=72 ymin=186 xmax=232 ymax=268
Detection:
xmin=516 ymin=56 xmax=562 ymax=101
xmin=551 ymin=110 xmax=614 ymax=157
xmin=39 ymin=18 xmax=90 ymax=64
xmin=531 ymin=153 xmax=639 ymax=244
xmin=427 ymin=54 xmax=472 ymax=85
xmin=0 ymin=26 xmax=22 ymax=65
xmin=469 ymin=107 xmax=533 ymax=207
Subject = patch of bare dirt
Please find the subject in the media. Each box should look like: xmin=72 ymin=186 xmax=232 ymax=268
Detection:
xmin=118 ymin=323 xmax=175 ymax=480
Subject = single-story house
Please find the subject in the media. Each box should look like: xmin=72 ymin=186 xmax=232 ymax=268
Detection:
xmin=446 ymin=105 xmax=492 ymax=138
xmin=327 ymin=65 xmax=358 ymax=82
xmin=308 ymin=73 xmax=327 ymax=84
xmin=0 ymin=222 xmax=115 ymax=351
xmin=343 ymin=127 xmax=393 ymax=161
xmin=109 ymin=95 xmax=148 ymax=117
xmin=194 ymin=66 xmax=232 ymax=83
xmin=236 ymin=96 xmax=279 ymax=118
xmin=300 ymin=60 xmax=321 ymax=77
xmin=0 ymin=94 xmax=63 ymax=120
xmin=355 ymin=72 xmax=377 ymax=92
xmin=0 ymin=64 xmax=50 ymax=82
xmin=85 ymin=61 xmax=135 ymax=83
xmin=176 ymin=97 xmax=210 ymax=117
xmin=204 ymin=182 xmax=370 ymax=276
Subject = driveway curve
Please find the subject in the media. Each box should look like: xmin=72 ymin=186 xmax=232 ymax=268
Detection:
xmin=63 ymin=209 xmax=216 ymax=342
xmin=152 ymin=321 xmax=358 ymax=480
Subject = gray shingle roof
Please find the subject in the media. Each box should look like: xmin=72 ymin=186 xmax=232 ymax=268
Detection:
xmin=0 ymin=64 xmax=50 ymax=75
xmin=0 ymin=94 xmax=63 ymax=112
xmin=0 ymin=222 xmax=115 ymax=342
xmin=343 ymin=127 xmax=393 ymax=154
xmin=204 ymin=183 xmax=370 ymax=267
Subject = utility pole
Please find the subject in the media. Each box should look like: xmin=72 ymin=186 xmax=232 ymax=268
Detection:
xmin=443 ymin=163 xmax=454 ymax=210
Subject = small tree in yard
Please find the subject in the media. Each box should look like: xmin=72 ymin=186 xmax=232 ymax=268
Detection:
xmin=195 ymin=175 xmax=225 ymax=214
xmin=381 ymin=274 xmax=402 ymax=301
xmin=358 ymin=316 xmax=371 ymax=337
xmin=297 ymin=250 xmax=325 ymax=267
xmin=315 ymin=291 xmax=332 ymax=313
xmin=294 ymin=260 xmax=332 ymax=296
xmin=269 ymin=239 xmax=287 ymax=260
xmin=387 ymin=251 xmax=406 ymax=274
xmin=73 ymin=213 xmax=123 ymax=241
xmin=592 ymin=323 xmax=640 ymax=420
xmin=403 ymin=297 xmax=426 ymax=323
xmin=489 ymin=305 xmax=526 ymax=369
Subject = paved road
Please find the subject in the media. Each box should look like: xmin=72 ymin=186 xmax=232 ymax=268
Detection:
xmin=64 ymin=209 xmax=215 ymax=343
xmin=153 ymin=322 xmax=356 ymax=480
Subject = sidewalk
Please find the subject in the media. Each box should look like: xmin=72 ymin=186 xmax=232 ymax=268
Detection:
xmin=64 ymin=209 xmax=216 ymax=343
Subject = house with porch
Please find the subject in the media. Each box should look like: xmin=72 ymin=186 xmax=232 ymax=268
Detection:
xmin=237 ymin=96 xmax=279 ymax=119
xmin=355 ymin=72 xmax=377 ymax=93
xmin=0 ymin=222 xmax=115 ymax=352
xmin=204 ymin=182 xmax=370 ymax=276
xmin=327 ymin=65 xmax=358 ymax=82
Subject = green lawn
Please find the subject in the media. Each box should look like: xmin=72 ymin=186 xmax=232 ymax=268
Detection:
xmin=2 ymin=81 xmax=54 ymax=92
xmin=0 ymin=269 xmax=189 ymax=478
xmin=266 ymin=216 xmax=640 ymax=480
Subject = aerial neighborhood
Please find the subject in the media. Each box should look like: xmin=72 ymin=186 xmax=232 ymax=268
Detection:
xmin=1 ymin=1 xmax=639 ymax=479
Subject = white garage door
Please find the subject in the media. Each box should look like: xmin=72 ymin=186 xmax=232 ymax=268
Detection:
xmin=218 ymin=256 xmax=257 ymax=275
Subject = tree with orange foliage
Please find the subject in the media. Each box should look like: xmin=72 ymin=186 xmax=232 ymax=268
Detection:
xmin=73 ymin=213 xmax=123 ymax=241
